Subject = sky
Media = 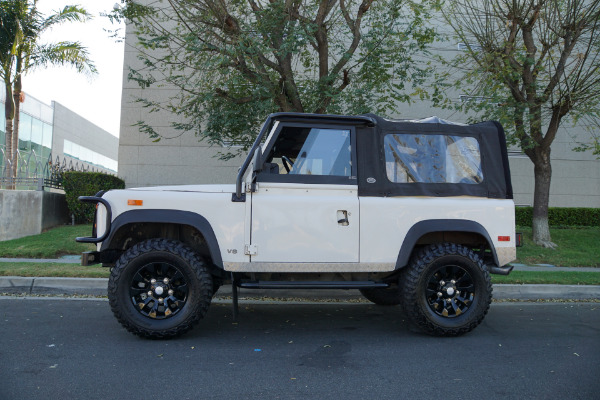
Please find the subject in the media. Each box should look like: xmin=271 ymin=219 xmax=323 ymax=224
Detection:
xmin=23 ymin=0 xmax=125 ymax=137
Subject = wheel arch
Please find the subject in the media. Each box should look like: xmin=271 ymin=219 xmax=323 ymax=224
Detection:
xmin=101 ymin=209 xmax=224 ymax=270
xmin=395 ymin=219 xmax=498 ymax=269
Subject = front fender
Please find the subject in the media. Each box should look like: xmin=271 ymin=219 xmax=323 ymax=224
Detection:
xmin=101 ymin=209 xmax=224 ymax=268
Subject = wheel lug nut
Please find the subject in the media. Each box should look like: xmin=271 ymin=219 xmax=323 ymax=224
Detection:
xmin=440 ymin=280 xmax=446 ymax=286
xmin=456 ymin=290 xmax=460 ymax=295
xmin=158 ymin=298 xmax=164 ymax=304
xmin=437 ymin=292 xmax=443 ymax=298
xmin=150 ymin=279 xmax=156 ymax=284
xmin=168 ymin=289 xmax=174 ymax=296
xmin=451 ymin=280 xmax=456 ymax=284
xmin=163 ymin=278 xmax=169 ymax=284
xmin=147 ymin=291 xmax=152 ymax=296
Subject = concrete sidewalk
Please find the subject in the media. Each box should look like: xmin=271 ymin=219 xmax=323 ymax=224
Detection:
xmin=2 ymin=257 xmax=598 ymax=272
xmin=0 ymin=256 xmax=82 ymax=264
xmin=1 ymin=258 xmax=599 ymax=300
xmin=1 ymin=275 xmax=599 ymax=301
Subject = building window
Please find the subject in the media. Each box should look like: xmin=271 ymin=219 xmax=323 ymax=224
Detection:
xmin=459 ymin=95 xmax=488 ymax=103
xmin=457 ymin=42 xmax=482 ymax=51
xmin=63 ymin=139 xmax=118 ymax=172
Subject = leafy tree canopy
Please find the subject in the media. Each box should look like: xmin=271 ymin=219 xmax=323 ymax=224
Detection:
xmin=113 ymin=0 xmax=439 ymax=158
xmin=433 ymin=0 xmax=600 ymax=247
xmin=434 ymin=0 xmax=600 ymax=155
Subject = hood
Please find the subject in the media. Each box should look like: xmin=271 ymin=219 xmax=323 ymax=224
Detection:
xmin=127 ymin=184 xmax=236 ymax=193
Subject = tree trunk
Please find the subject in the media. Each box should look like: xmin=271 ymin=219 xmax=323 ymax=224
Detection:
xmin=11 ymin=75 xmax=22 ymax=186
xmin=3 ymin=82 xmax=15 ymax=189
xmin=531 ymin=147 xmax=556 ymax=248
xmin=3 ymin=119 xmax=15 ymax=189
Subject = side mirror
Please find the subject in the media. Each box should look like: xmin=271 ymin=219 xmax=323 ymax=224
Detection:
xmin=252 ymin=146 xmax=263 ymax=173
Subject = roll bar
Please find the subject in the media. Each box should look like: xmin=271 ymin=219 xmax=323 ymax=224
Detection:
xmin=233 ymin=115 xmax=273 ymax=202
xmin=232 ymin=113 xmax=377 ymax=202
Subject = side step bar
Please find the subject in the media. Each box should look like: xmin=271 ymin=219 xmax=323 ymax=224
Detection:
xmin=237 ymin=281 xmax=390 ymax=290
xmin=230 ymin=279 xmax=390 ymax=321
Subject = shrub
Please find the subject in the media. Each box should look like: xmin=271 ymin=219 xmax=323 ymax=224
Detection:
xmin=63 ymin=171 xmax=125 ymax=223
xmin=515 ymin=207 xmax=533 ymax=227
xmin=515 ymin=207 xmax=600 ymax=227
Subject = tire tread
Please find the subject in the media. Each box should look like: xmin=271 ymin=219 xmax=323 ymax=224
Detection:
xmin=108 ymin=238 xmax=213 ymax=339
xmin=400 ymin=243 xmax=492 ymax=336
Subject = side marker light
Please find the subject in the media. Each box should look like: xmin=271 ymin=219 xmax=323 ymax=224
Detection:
xmin=128 ymin=200 xmax=143 ymax=206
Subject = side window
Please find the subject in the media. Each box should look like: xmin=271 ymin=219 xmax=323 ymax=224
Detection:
xmin=264 ymin=126 xmax=352 ymax=177
xmin=384 ymin=134 xmax=483 ymax=184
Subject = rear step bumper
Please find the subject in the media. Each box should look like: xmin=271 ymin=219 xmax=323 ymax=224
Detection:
xmin=238 ymin=281 xmax=390 ymax=290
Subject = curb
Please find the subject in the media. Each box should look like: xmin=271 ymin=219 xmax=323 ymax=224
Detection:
xmin=492 ymin=284 xmax=600 ymax=300
xmin=0 ymin=257 xmax=82 ymax=264
xmin=0 ymin=276 xmax=108 ymax=296
xmin=2 ymin=258 xmax=598 ymax=272
xmin=1 ymin=276 xmax=599 ymax=301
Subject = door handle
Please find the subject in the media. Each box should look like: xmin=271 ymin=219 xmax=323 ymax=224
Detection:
xmin=337 ymin=210 xmax=349 ymax=226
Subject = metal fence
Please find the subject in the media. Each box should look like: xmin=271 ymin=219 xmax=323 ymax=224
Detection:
xmin=1 ymin=148 xmax=109 ymax=190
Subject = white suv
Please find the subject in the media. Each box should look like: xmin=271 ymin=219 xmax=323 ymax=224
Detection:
xmin=78 ymin=113 xmax=519 ymax=338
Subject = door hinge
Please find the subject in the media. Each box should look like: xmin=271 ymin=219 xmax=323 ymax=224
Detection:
xmin=244 ymin=244 xmax=258 ymax=256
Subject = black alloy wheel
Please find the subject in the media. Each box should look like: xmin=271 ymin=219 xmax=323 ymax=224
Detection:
xmin=108 ymin=239 xmax=213 ymax=339
xmin=400 ymin=243 xmax=492 ymax=336
xmin=424 ymin=264 xmax=475 ymax=318
xmin=129 ymin=261 xmax=189 ymax=320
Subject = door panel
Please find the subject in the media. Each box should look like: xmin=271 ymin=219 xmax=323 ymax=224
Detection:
xmin=251 ymin=183 xmax=359 ymax=263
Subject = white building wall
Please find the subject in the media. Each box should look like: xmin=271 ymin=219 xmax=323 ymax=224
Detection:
xmin=118 ymin=24 xmax=242 ymax=188
xmin=1 ymin=82 xmax=118 ymax=176
xmin=117 ymin=3 xmax=600 ymax=207
xmin=52 ymin=101 xmax=119 ymax=174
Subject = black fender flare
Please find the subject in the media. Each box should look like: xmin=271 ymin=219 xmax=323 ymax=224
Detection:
xmin=101 ymin=209 xmax=224 ymax=268
xmin=395 ymin=219 xmax=498 ymax=269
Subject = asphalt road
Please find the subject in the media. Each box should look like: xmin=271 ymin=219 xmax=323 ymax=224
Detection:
xmin=1 ymin=298 xmax=599 ymax=400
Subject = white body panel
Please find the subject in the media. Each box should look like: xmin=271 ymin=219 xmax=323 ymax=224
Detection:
xmin=250 ymin=183 xmax=359 ymax=263
xmin=128 ymin=184 xmax=236 ymax=193
xmin=359 ymin=196 xmax=516 ymax=267
xmin=97 ymin=185 xmax=516 ymax=271
xmin=99 ymin=185 xmax=249 ymax=264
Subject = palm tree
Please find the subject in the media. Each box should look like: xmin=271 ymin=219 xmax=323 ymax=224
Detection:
xmin=1 ymin=0 xmax=96 ymax=188
xmin=0 ymin=1 xmax=21 ymax=185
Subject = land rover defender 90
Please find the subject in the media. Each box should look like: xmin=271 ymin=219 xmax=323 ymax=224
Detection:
xmin=77 ymin=113 xmax=519 ymax=338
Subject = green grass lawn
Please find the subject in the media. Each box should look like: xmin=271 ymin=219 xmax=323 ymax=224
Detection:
xmin=491 ymin=270 xmax=600 ymax=285
xmin=0 ymin=262 xmax=597 ymax=284
xmin=0 ymin=224 xmax=95 ymax=258
xmin=0 ymin=225 xmax=598 ymax=284
xmin=515 ymin=227 xmax=599 ymax=267
xmin=0 ymin=262 xmax=109 ymax=278
xmin=2 ymin=224 xmax=598 ymax=266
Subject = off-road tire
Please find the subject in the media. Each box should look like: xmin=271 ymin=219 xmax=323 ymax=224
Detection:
xmin=400 ymin=243 xmax=492 ymax=336
xmin=359 ymin=287 xmax=401 ymax=306
xmin=108 ymin=239 xmax=213 ymax=339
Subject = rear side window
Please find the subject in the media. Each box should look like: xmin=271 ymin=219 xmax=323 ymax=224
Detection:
xmin=384 ymin=134 xmax=483 ymax=184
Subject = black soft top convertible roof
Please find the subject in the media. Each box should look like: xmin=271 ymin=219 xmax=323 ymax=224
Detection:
xmin=236 ymin=113 xmax=514 ymax=201
xmin=355 ymin=114 xmax=513 ymax=199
